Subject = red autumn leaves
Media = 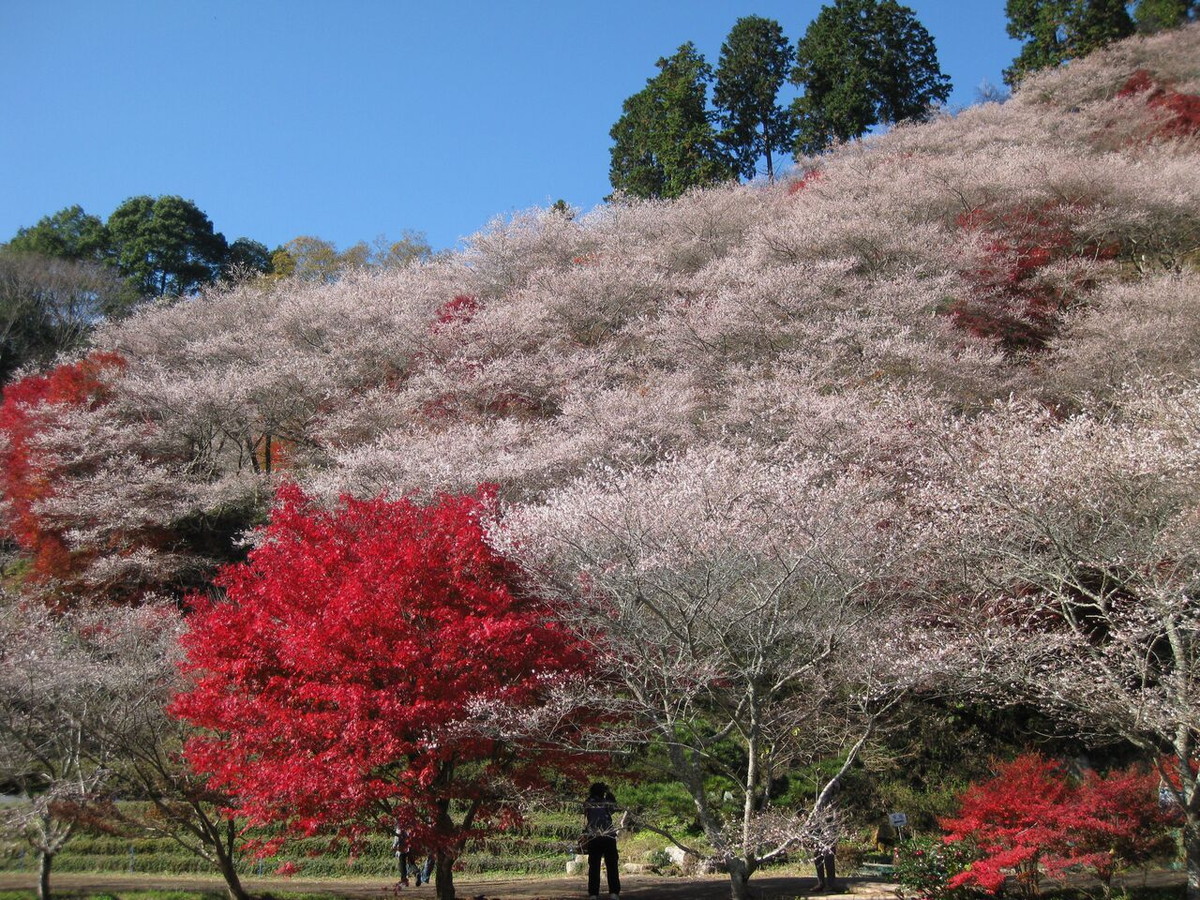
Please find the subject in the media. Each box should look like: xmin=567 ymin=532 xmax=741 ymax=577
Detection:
xmin=170 ymin=484 xmax=593 ymax=855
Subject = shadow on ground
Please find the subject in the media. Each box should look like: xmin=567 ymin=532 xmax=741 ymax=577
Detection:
xmin=0 ymin=872 xmax=901 ymax=900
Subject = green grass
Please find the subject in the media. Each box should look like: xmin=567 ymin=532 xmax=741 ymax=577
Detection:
xmin=0 ymin=893 xmax=232 ymax=900
xmin=0 ymin=803 xmax=584 ymax=880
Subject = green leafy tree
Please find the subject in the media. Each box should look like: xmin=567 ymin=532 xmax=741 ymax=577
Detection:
xmin=223 ymin=237 xmax=273 ymax=280
xmin=713 ymin=16 xmax=797 ymax=182
xmin=106 ymin=195 xmax=229 ymax=298
xmin=7 ymin=205 xmax=110 ymax=262
xmin=870 ymin=1 xmax=955 ymax=124
xmin=370 ymin=229 xmax=434 ymax=268
xmin=269 ymin=233 xmax=435 ymax=282
xmin=1134 ymin=0 xmax=1197 ymax=31
xmin=608 ymin=43 xmax=736 ymax=199
xmin=792 ymin=0 xmax=951 ymax=155
xmin=1003 ymin=0 xmax=1136 ymax=86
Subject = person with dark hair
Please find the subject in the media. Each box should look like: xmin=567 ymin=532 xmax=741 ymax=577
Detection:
xmin=582 ymin=782 xmax=620 ymax=900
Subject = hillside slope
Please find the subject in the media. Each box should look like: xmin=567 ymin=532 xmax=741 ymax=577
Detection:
xmin=3 ymin=24 xmax=1198 ymax=601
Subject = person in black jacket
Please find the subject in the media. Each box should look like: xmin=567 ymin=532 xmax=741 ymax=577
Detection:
xmin=582 ymin=782 xmax=620 ymax=900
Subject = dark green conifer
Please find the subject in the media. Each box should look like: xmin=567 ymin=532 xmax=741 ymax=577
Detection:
xmin=608 ymin=43 xmax=736 ymax=200
xmin=713 ymin=16 xmax=796 ymax=182
xmin=792 ymin=0 xmax=950 ymax=156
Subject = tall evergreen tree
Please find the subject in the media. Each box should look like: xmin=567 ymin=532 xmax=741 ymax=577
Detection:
xmin=871 ymin=1 xmax=955 ymax=124
xmin=608 ymin=43 xmax=736 ymax=200
xmin=792 ymin=0 xmax=950 ymax=156
xmin=1133 ymin=0 xmax=1197 ymax=31
xmin=1003 ymin=0 xmax=1136 ymax=86
xmin=713 ymin=16 xmax=796 ymax=182
xmin=106 ymin=195 xmax=229 ymax=298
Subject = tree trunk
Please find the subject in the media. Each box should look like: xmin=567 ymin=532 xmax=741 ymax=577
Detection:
xmin=194 ymin=809 xmax=252 ymax=900
xmin=433 ymin=851 xmax=457 ymax=900
xmin=38 ymin=849 xmax=52 ymax=900
xmin=1185 ymin=818 xmax=1200 ymax=900
xmin=213 ymin=846 xmax=250 ymax=900
xmin=726 ymin=857 xmax=753 ymax=900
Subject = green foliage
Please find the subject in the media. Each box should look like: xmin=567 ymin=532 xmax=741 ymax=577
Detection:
xmin=895 ymin=835 xmax=982 ymax=900
xmin=224 ymin=238 xmax=273 ymax=279
xmin=6 ymin=205 xmax=110 ymax=262
xmin=370 ymin=229 xmax=434 ymax=269
xmin=608 ymin=43 xmax=737 ymax=199
xmin=793 ymin=0 xmax=875 ymax=153
xmin=0 ymin=803 xmax=592 ymax=880
xmin=1134 ymin=0 xmax=1198 ymax=31
xmin=615 ymin=779 xmax=700 ymax=834
xmin=106 ymin=195 xmax=229 ymax=298
xmin=267 ymin=233 xmax=432 ymax=283
xmin=792 ymin=0 xmax=951 ymax=155
xmin=1003 ymin=0 xmax=1136 ymax=86
xmin=713 ymin=16 xmax=796 ymax=181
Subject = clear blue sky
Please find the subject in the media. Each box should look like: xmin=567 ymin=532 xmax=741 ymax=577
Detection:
xmin=1 ymin=1 xmax=1019 ymax=254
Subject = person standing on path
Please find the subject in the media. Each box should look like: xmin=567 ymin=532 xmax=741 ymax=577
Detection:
xmin=582 ymin=782 xmax=620 ymax=900
xmin=814 ymin=842 xmax=838 ymax=892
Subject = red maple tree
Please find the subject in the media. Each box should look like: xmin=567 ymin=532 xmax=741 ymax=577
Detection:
xmin=941 ymin=754 xmax=1176 ymax=898
xmin=170 ymin=484 xmax=598 ymax=900
xmin=0 ymin=352 xmax=125 ymax=594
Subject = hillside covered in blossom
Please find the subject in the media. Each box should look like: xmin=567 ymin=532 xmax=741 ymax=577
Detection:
xmin=3 ymin=23 xmax=1200 ymax=900
xmin=5 ymin=24 xmax=1193 ymax=597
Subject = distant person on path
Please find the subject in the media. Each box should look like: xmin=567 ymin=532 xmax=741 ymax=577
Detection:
xmin=412 ymin=851 xmax=434 ymax=886
xmin=815 ymin=842 xmax=838 ymax=892
xmin=392 ymin=826 xmax=412 ymax=884
xmin=392 ymin=825 xmax=434 ymax=886
xmin=582 ymin=781 xmax=621 ymax=900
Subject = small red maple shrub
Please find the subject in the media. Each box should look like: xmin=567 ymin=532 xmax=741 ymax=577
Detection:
xmin=941 ymin=754 xmax=1176 ymax=898
xmin=0 ymin=352 xmax=126 ymax=588
xmin=1117 ymin=69 xmax=1200 ymax=141
xmin=950 ymin=205 xmax=1116 ymax=354
xmin=171 ymin=484 xmax=597 ymax=895
xmin=1071 ymin=765 xmax=1180 ymax=884
xmin=787 ymin=169 xmax=823 ymax=196
xmin=432 ymin=294 xmax=480 ymax=331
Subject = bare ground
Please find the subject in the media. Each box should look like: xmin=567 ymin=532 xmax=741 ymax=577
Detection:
xmin=0 ymin=871 xmax=900 ymax=900
xmin=1 ymin=870 xmax=1186 ymax=900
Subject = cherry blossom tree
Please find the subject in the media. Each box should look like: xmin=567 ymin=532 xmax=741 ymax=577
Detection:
xmin=0 ymin=351 xmax=259 ymax=607
xmin=502 ymin=445 xmax=935 ymax=900
xmin=0 ymin=353 xmax=130 ymax=603
xmin=920 ymin=385 xmax=1200 ymax=900
xmin=0 ymin=597 xmax=179 ymax=900
xmin=77 ymin=607 xmax=256 ymax=900
xmin=171 ymin=485 xmax=597 ymax=900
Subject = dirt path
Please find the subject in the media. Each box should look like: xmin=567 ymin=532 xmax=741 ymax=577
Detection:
xmin=0 ymin=871 xmax=900 ymax=900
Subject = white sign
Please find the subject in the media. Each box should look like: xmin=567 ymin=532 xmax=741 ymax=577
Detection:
xmin=889 ymin=812 xmax=908 ymax=828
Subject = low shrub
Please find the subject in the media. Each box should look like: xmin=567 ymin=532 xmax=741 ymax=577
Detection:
xmin=895 ymin=835 xmax=982 ymax=900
